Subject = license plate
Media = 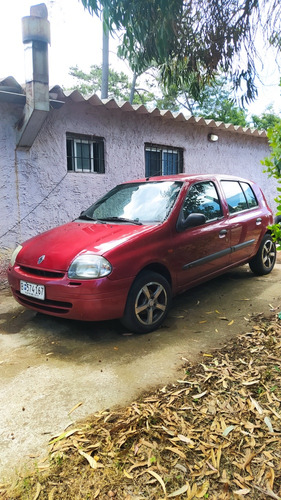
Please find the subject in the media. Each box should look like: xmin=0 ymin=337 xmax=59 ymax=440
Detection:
xmin=20 ymin=280 xmax=45 ymax=300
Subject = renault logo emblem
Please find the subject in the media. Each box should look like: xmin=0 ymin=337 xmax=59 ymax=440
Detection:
xmin=37 ymin=255 xmax=45 ymax=265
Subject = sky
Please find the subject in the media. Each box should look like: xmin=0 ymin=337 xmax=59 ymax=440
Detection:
xmin=0 ymin=0 xmax=280 ymax=117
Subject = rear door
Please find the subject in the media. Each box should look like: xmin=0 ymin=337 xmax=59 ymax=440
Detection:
xmin=172 ymin=180 xmax=231 ymax=292
xmin=220 ymin=180 xmax=265 ymax=264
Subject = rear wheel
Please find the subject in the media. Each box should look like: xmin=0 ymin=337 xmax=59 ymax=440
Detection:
xmin=249 ymin=234 xmax=276 ymax=275
xmin=121 ymin=271 xmax=171 ymax=334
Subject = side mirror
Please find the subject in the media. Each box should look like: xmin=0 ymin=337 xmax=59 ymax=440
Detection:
xmin=176 ymin=213 xmax=206 ymax=232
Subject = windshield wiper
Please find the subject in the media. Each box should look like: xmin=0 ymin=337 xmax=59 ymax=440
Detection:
xmin=78 ymin=214 xmax=107 ymax=223
xmin=100 ymin=217 xmax=143 ymax=225
xmin=78 ymin=214 xmax=97 ymax=221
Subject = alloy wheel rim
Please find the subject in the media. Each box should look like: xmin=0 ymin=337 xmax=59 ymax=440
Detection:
xmin=135 ymin=281 xmax=167 ymax=326
xmin=262 ymin=240 xmax=275 ymax=269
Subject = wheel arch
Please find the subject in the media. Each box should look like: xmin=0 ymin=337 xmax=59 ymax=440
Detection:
xmin=135 ymin=263 xmax=172 ymax=288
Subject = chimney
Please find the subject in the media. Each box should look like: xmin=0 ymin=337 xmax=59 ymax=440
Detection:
xmin=17 ymin=3 xmax=51 ymax=148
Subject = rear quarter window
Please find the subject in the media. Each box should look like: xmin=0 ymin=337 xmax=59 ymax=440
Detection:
xmin=240 ymin=182 xmax=258 ymax=208
xmin=221 ymin=181 xmax=258 ymax=214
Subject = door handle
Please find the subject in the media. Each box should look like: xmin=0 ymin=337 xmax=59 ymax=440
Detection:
xmin=219 ymin=229 xmax=227 ymax=238
xmin=256 ymin=217 xmax=262 ymax=225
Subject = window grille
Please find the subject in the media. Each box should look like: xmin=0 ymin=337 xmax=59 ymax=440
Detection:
xmin=145 ymin=143 xmax=183 ymax=177
xmin=66 ymin=133 xmax=105 ymax=173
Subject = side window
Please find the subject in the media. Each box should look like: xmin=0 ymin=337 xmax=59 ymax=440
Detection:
xmin=221 ymin=181 xmax=248 ymax=213
xmin=182 ymin=182 xmax=223 ymax=221
xmin=240 ymin=182 xmax=258 ymax=208
xmin=221 ymin=181 xmax=258 ymax=213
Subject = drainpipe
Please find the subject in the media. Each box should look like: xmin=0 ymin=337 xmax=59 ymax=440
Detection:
xmin=17 ymin=3 xmax=50 ymax=148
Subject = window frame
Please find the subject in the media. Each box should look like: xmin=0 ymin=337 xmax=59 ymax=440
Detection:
xmin=66 ymin=133 xmax=105 ymax=174
xmin=240 ymin=182 xmax=259 ymax=209
xmin=181 ymin=181 xmax=223 ymax=223
xmin=145 ymin=143 xmax=183 ymax=177
xmin=221 ymin=180 xmax=258 ymax=215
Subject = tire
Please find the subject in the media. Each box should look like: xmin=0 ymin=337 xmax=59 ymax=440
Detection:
xmin=249 ymin=234 xmax=276 ymax=276
xmin=121 ymin=271 xmax=171 ymax=334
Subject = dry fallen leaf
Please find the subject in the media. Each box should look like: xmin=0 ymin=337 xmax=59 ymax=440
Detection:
xmin=167 ymin=483 xmax=188 ymax=497
xmin=222 ymin=425 xmax=236 ymax=437
xmin=233 ymin=487 xmax=251 ymax=495
xmin=177 ymin=434 xmax=194 ymax=445
xmin=33 ymin=482 xmax=41 ymax=500
xmin=192 ymin=390 xmax=208 ymax=399
xmin=264 ymin=416 xmax=274 ymax=433
xmin=68 ymin=402 xmax=83 ymax=415
xmin=145 ymin=470 xmax=166 ymax=495
xmin=78 ymin=450 xmax=104 ymax=469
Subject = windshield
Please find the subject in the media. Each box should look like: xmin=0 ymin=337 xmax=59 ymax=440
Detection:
xmin=81 ymin=181 xmax=182 ymax=224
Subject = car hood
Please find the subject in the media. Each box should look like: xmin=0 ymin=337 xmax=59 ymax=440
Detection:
xmin=17 ymin=221 xmax=157 ymax=271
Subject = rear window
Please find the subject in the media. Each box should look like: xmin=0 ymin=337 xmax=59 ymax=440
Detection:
xmin=221 ymin=181 xmax=258 ymax=213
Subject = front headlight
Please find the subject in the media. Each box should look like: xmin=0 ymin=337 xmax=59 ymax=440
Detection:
xmin=68 ymin=254 xmax=112 ymax=279
xmin=10 ymin=245 xmax=23 ymax=266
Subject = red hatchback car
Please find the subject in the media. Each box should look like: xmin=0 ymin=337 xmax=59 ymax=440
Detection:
xmin=7 ymin=174 xmax=276 ymax=333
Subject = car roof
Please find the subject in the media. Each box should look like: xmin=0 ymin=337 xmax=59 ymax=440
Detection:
xmin=125 ymin=173 xmax=254 ymax=184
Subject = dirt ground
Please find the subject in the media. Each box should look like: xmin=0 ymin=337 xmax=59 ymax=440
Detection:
xmin=0 ymin=255 xmax=280 ymax=482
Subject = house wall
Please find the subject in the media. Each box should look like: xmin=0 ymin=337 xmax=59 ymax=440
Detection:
xmin=0 ymin=98 xmax=276 ymax=283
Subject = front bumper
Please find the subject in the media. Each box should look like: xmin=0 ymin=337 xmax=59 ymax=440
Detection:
xmin=7 ymin=265 xmax=132 ymax=322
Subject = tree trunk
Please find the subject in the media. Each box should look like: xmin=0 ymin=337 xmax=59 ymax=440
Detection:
xmin=101 ymin=12 xmax=109 ymax=99
xmin=129 ymin=72 xmax=138 ymax=104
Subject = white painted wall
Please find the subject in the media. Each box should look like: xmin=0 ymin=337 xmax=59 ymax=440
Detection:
xmin=0 ymin=98 xmax=276 ymax=281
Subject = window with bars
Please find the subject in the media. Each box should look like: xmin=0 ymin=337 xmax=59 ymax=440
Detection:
xmin=145 ymin=143 xmax=183 ymax=177
xmin=66 ymin=133 xmax=105 ymax=173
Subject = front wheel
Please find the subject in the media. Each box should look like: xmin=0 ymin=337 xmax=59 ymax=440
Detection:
xmin=121 ymin=271 xmax=171 ymax=334
xmin=249 ymin=234 xmax=276 ymax=275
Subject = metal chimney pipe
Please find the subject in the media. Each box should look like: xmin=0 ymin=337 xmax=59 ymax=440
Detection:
xmin=17 ymin=4 xmax=51 ymax=148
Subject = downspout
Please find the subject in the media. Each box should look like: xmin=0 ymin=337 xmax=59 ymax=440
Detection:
xmin=17 ymin=3 xmax=50 ymax=148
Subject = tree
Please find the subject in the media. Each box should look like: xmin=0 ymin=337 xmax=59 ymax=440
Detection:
xmin=156 ymin=76 xmax=249 ymax=125
xmin=101 ymin=9 xmax=109 ymax=99
xmin=67 ymin=65 xmax=159 ymax=106
xmin=252 ymin=105 xmax=281 ymax=130
xmin=80 ymin=0 xmax=281 ymax=102
xmin=262 ymin=119 xmax=281 ymax=248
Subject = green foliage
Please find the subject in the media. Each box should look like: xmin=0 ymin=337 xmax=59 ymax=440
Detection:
xmin=154 ymin=84 xmax=181 ymax=113
xmin=262 ymin=122 xmax=281 ymax=183
xmin=262 ymin=119 xmax=281 ymax=248
xmin=202 ymin=100 xmax=248 ymax=127
xmin=68 ymin=64 xmax=131 ymax=101
xmin=67 ymin=65 xmax=158 ymax=106
xmin=156 ymin=75 xmax=249 ymax=126
xmin=80 ymin=0 xmax=281 ymax=102
xmin=252 ymin=106 xmax=281 ymax=130
xmin=190 ymin=77 xmax=249 ymax=126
